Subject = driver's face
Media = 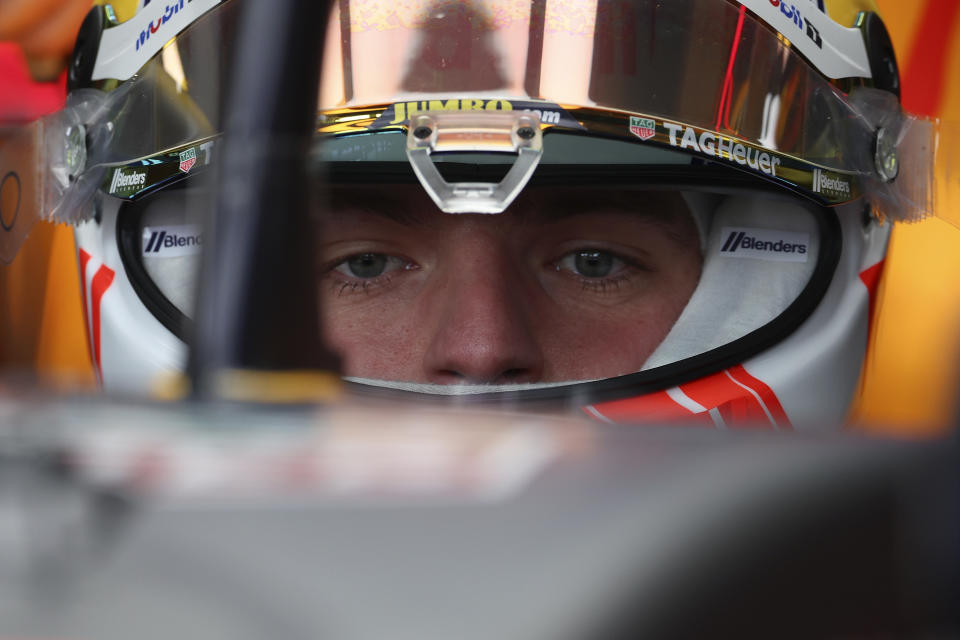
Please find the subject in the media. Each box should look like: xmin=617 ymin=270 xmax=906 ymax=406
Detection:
xmin=318 ymin=186 xmax=703 ymax=385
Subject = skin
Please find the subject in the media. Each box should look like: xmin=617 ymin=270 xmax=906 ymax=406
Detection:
xmin=317 ymin=185 xmax=703 ymax=385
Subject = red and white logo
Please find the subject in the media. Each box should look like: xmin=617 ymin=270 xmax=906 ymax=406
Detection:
xmin=629 ymin=116 xmax=656 ymax=141
xmin=178 ymin=147 xmax=197 ymax=173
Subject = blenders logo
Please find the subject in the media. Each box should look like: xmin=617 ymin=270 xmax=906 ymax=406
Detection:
xmin=136 ymin=0 xmax=191 ymax=51
xmin=769 ymin=0 xmax=823 ymax=49
xmin=629 ymin=116 xmax=656 ymax=141
xmin=663 ymin=123 xmax=782 ymax=177
xmin=719 ymin=227 xmax=810 ymax=263
xmin=109 ymin=168 xmax=147 ymax=195
xmin=142 ymin=225 xmax=203 ymax=257
xmin=812 ymin=167 xmax=851 ymax=198
xmin=179 ymin=147 xmax=197 ymax=173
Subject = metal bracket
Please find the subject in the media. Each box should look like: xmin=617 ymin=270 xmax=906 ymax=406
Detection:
xmin=874 ymin=126 xmax=899 ymax=182
xmin=406 ymin=111 xmax=543 ymax=214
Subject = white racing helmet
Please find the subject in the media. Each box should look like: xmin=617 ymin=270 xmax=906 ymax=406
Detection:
xmin=1 ymin=0 xmax=949 ymax=427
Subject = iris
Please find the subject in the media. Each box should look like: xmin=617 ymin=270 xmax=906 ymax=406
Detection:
xmin=573 ymin=250 xmax=615 ymax=278
xmin=346 ymin=253 xmax=388 ymax=278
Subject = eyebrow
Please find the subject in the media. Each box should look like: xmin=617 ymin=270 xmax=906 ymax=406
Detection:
xmin=520 ymin=200 xmax=681 ymax=225
xmin=322 ymin=189 xmax=427 ymax=226
xmin=517 ymin=190 xmax=694 ymax=232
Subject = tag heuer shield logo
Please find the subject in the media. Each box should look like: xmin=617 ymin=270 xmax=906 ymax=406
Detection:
xmin=630 ymin=116 xmax=656 ymax=140
xmin=179 ymin=148 xmax=197 ymax=173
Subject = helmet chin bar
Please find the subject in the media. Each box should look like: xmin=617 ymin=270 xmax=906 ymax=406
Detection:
xmin=405 ymin=111 xmax=543 ymax=214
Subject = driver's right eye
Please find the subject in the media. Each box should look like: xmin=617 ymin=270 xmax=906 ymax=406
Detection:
xmin=335 ymin=253 xmax=404 ymax=279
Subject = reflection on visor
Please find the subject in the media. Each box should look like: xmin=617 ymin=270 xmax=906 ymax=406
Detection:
xmin=323 ymin=0 xmax=866 ymax=172
xmin=315 ymin=0 xmax=947 ymax=225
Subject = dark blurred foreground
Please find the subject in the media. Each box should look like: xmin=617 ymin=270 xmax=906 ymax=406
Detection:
xmin=1 ymin=396 xmax=957 ymax=640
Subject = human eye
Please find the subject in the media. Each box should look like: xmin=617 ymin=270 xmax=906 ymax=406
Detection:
xmin=334 ymin=253 xmax=406 ymax=279
xmin=557 ymin=249 xmax=627 ymax=279
xmin=550 ymin=246 xmax=654 ymax=296
xmin=326 ymin=252 xmax=412 ymax=295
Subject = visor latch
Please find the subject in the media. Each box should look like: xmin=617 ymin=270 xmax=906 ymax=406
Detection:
xmin=63 ymin=124 xmax=87 ymax=185
xmin=406 ymin=110 xmax=543 ymax=214
xmin=874 ymin=126 xmax=899 ymax=182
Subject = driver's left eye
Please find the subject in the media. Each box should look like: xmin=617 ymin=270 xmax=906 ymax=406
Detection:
xmin=558 ymin=250 xmax=623 ymax=278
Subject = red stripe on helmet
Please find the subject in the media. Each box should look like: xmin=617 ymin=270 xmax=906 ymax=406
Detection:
xmin=584 ymin=389 xmax=712 ymax=426
xmin=77 ymin=249 xmax=96 ymax=383
xmin=902 ymin=1 xmax=960 ymax=117
xmin=584 ymin=365 xmax=792 ymax=429
xmin=716 ymin=5 xmax=747 ymax=132
xmin=727 ymin=365 xmax=792 ymax=429
xmin=859 ymin=260 xmax=885 ymax=342
xmin=90 ymin=264 xmax=116 ymax=381
xmin=680 ymin=368 xmax=782 ymax=429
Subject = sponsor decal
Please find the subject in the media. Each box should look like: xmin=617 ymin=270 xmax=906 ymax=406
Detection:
xmin=109 ymin=168 xmax=148 ymax=195
xmin=629 ymin=116 xmax=656 ymax=141
xmin=719 ymin=226 xmax=810 ymax=262
xmin=663 ymin=123 xmax=782 ymax=177
xmin=736 ymin=0 xmax=871 ymax=80
xmin=371 ymin=98 xmax=583 ymax=130
xmin=93 ymin=0 xmax=221 ymax=82
xmin=811 ymin=167 xmax=851 ymax=198
xmin=178 ymin=147 xmax=197 ymax=173
xmin=198 ymin=140 xmax=215 ymax=165
xmin=136 ymin=0 xmax=191 ymax=52
xmin=104 ymin=140 xmax=215 ymax=196
xmin=142 ymin=224 xmax=203 ymax=257
xmin=768 ymin=0 xmax=822 ymax=49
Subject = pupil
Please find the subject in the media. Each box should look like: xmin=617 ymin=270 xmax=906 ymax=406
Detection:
xmin=575 ymin=251 xmax=613 ymax=278
xmin=348 ymin=253 xmax=387 ymax=278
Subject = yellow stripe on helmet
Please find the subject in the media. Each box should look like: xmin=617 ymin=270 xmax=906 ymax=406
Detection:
xmin=94 ymin=0 xmax=140 ymax=23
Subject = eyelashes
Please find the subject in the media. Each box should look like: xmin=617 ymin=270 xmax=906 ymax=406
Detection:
xmin=329 ymin=274 xmax=393 ymax=297
xmin=554 ymin=248 xmax=648 ymax=295
xmin=576 ymin=271 xmax=635 ymax=294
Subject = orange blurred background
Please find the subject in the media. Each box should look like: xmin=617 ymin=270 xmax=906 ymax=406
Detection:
xmin=851 ymin=0 xmax=960 ymax=434
xmin=0 ymin=1 xmax=958 ymax=433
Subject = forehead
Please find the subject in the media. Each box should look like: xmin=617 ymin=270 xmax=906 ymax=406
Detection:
xmin=320 ymin=184 xmax=697 ymax=236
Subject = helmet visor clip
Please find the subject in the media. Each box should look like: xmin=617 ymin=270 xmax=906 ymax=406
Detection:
xmin=405 ymin=110 xmax=543 ymax=214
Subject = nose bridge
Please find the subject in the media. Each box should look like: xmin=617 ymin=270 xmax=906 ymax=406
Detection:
xmin=423 ymin=232 xmax=544 ymax=384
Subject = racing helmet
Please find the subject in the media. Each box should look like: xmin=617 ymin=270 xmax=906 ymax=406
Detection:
xmin=20 ymin=0 xmax=941 ymax=427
